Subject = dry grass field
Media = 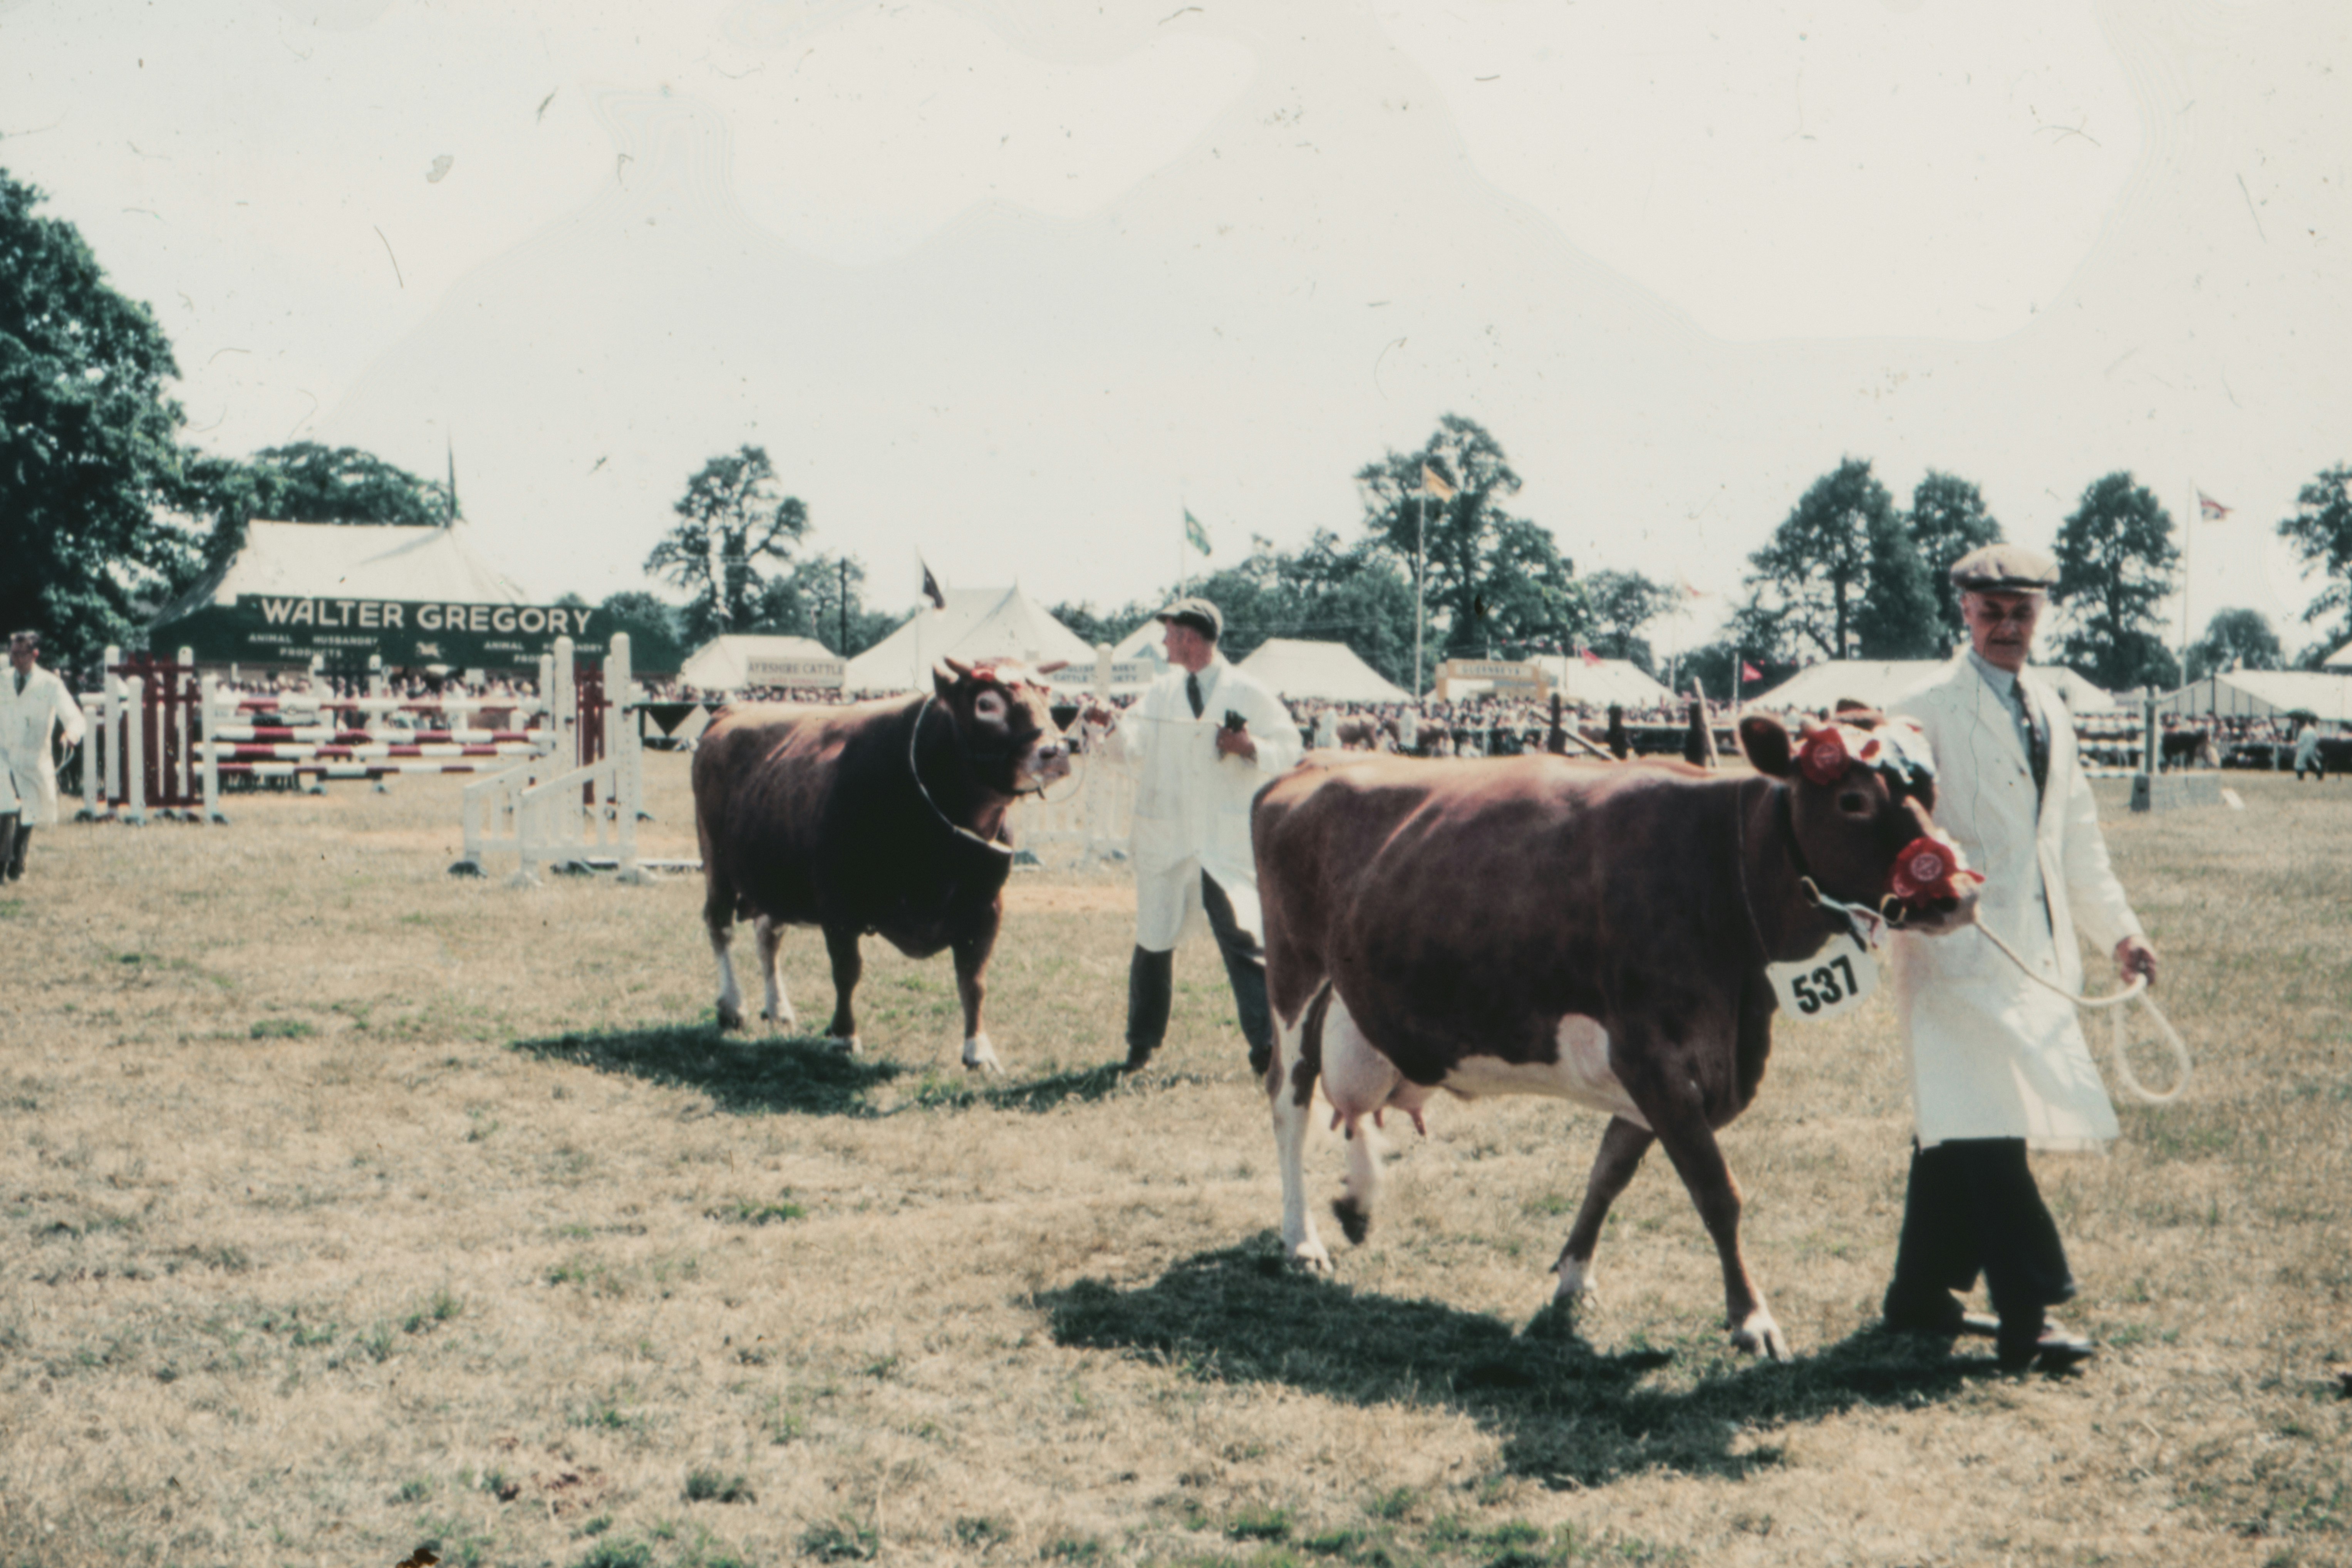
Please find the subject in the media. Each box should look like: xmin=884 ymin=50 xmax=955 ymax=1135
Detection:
xmin=2 ymin=753 xmax=2348 ymax=1568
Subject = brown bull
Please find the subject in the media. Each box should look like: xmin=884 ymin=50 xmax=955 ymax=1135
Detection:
xmin=1251 ymin=713 xmax=1976 ymax=1358
xmin=692 ymin=658 xmax=1071 ymax=1072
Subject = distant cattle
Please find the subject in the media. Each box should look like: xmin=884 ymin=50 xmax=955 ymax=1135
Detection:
xmin=2159 ymin=729 xmax=2219 ymax=770
xmin=1251 ymin=714 xmax=1978 ymax=1359
xmin=692 ymin=659 xmax=1071 ymax=1072
xmin=1334 ymin=715 xmax=1396 ymax=751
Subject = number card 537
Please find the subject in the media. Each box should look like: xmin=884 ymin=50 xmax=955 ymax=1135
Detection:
xmin=1765 ymin=932 xmax=1879 ymax=1021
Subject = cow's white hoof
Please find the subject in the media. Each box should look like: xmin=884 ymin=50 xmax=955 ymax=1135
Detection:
xmin=716 ymin=1002 xmax=745 ymax=1032
xmin=1285 ymin=1239 xmax=1333 ymax=1275
xmin=1731 ymin=1311 xmax=1789 ymax=1361
xmin=831 ymin=1033 xmax=862 ymax=1055
xmin=760 ymin=1006 xmax=797 ymax=1033
xmin=961 ymin=1034 xmax=1002 ymax=1074
xmin=1554 ymin=1258 xmax=1593 ymax=1301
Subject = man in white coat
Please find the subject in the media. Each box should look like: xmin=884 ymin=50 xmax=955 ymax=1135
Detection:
xmin=1085 ymin=597 xmax=1303 ymax=1075
xmin=1882 ymin=544 xmax=2159 ymax=1372
xmin=1 ymin=631 xmax=87 ymax=881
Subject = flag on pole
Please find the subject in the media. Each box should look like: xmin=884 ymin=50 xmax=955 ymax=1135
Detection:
xmin=1676 ymin=572 xmax=1710 ymax=599
xmin=1578 ymin=646 xmax=1602 ymax=667
xmin=1740 ymin=661 xmax=1762 ymax=682
xmin=1183 ymin=507 xmax=1212 ymax=557
xmin=1420 ymin=462 xmax=1457 ymax=501
xmin=2197 ymin=490 xmax=2233 ymax=522
xmin=919 ymin=556 xmax=946 ymax=610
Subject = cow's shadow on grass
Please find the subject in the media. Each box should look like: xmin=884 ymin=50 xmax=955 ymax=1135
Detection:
xmin=510 ymin=1026 xmax=1131 ymax=1118
xmin=1044 ymin=1234 xmax=1999 ymax=1486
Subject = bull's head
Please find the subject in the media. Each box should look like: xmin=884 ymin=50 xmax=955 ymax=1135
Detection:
xmin=932 ymin=657 xmax=1074 ymax=795
xmin=1738 ymin=711 xmax=1982 ymax=937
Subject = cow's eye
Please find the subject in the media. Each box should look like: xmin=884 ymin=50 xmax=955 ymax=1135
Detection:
xmin=973 ymin=691 xmax=1008 ymax=723
xmin=1837 ymin=790 xmax=1868 ymax=814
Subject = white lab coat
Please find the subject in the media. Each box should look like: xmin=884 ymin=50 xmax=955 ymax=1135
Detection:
xmin=0 ymin=665 xmax=86 ymax=827
xmin=1100 ymin=656 xmax=1301 ymax=951
xmin=1888 ymin=654 xmax=2144 ymax=1152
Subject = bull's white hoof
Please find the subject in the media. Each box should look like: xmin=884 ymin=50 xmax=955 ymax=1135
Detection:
xmin=1285 ymin=1238 xmax=1333 ymax=1275
xmin=1554 ymin=1258 xmax=1593 ymax=1301
xmin=961 ymin=1034 xmax=1002 ymax=1074
xmin=831 ymin=1033 xmax=862 ymax=1055
xmin=1731 ymin=1310 xmax=1789 ymax=1362
xmin=760 ymin=1006 xmax=797 ymax=1033
xmin=716 ymin=1002 xmax=745 ymax=1032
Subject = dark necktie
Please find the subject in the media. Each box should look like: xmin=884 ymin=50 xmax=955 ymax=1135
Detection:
xmin=2017 ymin=680 xmax=2049 ymax=799
xmin=11 ymin=670 xmax=22 ymax=696
xmin=1186 ymin=672 xmax=1204 ymax=719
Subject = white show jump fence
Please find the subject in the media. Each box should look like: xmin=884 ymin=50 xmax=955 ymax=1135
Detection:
xmin=77 ymin=634 xmax=651 ymax=885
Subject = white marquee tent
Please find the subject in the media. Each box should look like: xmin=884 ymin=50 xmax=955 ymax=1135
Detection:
xmin=1236 ymin=638 xmax=1409 ymax=703
xmin=678 ymin=634 xmax=844 ymax=692
xmin=1752 ymin=658 xmax=2117 ymax=716
xmin=1533 ymin=656 xmax=1679 ymax=710
xmin=843 ymin=585 xmax=1099 ymax=693
xmin=2325 ymin=641 xmax=2352 ymax=670
xmin=2153 ymin=670 xmax=2352 ymax=722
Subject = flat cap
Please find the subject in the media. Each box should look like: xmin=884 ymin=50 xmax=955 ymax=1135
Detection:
xmin=1950 ymin=542 xmax=2058 ymax=593
xmin=1155 ymin=595 xmax=1223 ymax=641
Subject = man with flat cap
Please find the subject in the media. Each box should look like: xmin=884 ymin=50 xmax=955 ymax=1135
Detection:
xmin=1881 ymin=543 xmax=2159 ymax=1371
xmin=1084 ymin=597 xmax=1302 ymax=1075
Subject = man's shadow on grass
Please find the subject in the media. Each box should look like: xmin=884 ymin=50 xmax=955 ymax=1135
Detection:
xmin=1043 ymin=1234 xmax=2000 ymax=1486
xmin=511 ymin=1024 xmax=1130 ymax=1118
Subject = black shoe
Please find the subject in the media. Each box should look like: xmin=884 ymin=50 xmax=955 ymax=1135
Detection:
xmin=1881 ymin=1291 xmax=1999 ymax=1339
xmin=1997 ymin=1316 xmax=2097 ymax=1372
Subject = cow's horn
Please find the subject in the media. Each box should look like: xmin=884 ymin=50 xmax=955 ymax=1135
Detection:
xmin=943 ymin=656 xmax=976 ymax=677
xmin=1032 ymin=659 xmax=1069 ymax=676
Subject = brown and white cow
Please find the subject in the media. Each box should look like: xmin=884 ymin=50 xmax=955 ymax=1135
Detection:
xmin=691 ymin=658 xmax=1071 ymax=1072
xmin=1251 ymin=713 xmax=1977 ymax=1359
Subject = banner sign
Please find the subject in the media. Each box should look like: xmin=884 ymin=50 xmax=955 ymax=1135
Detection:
xmin=151 ymin=595 xmax=608 ymax=670
xmin=744 ymin=655 xmax=844 ymax=689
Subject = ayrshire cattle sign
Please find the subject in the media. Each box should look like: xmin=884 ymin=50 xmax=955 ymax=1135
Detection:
xmin=155 ymin=594 xmax=606 ymax=670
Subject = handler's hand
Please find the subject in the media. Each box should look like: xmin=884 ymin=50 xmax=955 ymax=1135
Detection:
xmin=2115 ymin=935 xmax=2158 ymax=988
xmin=1214 ymin=725 xmax=1257 ymax=763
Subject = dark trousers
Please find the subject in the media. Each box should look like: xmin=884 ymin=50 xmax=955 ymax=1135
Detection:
xmin=1887 ymin=1138 xmax=2076 ymax=1323
xmin=1125 ymin=872 xmax=1275 ymax=1067
xmin=0 ymin=815 xmax=18 ymax=881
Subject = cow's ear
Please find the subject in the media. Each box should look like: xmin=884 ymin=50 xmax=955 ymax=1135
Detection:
xmin=1739 ymin=715 xmax=1795 ymax=778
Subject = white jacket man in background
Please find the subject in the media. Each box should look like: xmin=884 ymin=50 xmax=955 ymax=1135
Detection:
xmin=1883 ymin=543 xmax=2159 ymax=1372
xmin=0 ymin=631 xmax=86 ymax=882
xmin=1086 ymin=597 xmax=1302 ymax=1075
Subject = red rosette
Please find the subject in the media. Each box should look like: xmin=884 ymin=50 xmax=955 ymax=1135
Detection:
xmin=1887 ymin=835 xmax=1958 ymax=904
xmin=1798 ymin=726 xmax=1849 ymax=785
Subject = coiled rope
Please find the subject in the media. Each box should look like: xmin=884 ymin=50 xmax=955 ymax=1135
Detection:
xmin=1968 ymin=916 xmax=2192 ymax=1105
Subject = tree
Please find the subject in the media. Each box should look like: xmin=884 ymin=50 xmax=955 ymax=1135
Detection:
xmin=1741 ymin=458 xmax=1937 ymax=662
xmin=597 ymin=591 xmax=689 ymax=675
xmin=2276 ymin=463 xmax=2352 ymax=662
xmin=247 ymin=441 xmax=453 ymax=527
xmin=1046 ymin=598 xmax=1156 ymax=651
xmin=1582 ymin=570 xmax=1678 ymax=672
xmin=1906 ymin=471 xmax=2003 ymax=652
xmin=748 ymin=551 xmax=896 ymax=656
xmin=2184 ymin=607 xmax=2283 ymax=682
xmin=2050 ymin=471 xmax=2181 ymax=691
xmin=0 ymin=169 xmax=194 ymax=661
xmin=644 ymin=445 xmax=810 ymax=644
xmin=1354 ymin=415 xmax=1582 ymax=681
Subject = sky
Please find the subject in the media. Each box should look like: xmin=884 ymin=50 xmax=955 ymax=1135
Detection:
xmin=3 ymin=0 xmax=2347 ymax=660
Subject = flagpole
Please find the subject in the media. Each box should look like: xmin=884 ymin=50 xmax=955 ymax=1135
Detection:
xmin=1413 ymin=492 xmax=1426 ymax=698
xmin=2180 ymin=478 xmax=2192 ymax=676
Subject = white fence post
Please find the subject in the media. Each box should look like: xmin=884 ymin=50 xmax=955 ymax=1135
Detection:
xmin=610 ymin=632 xmax=644 ymax=884
xmin=121 ymin=675 xmax=148 ymax=826
xmin=198 ymin=672 xmax=224 ymax=823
